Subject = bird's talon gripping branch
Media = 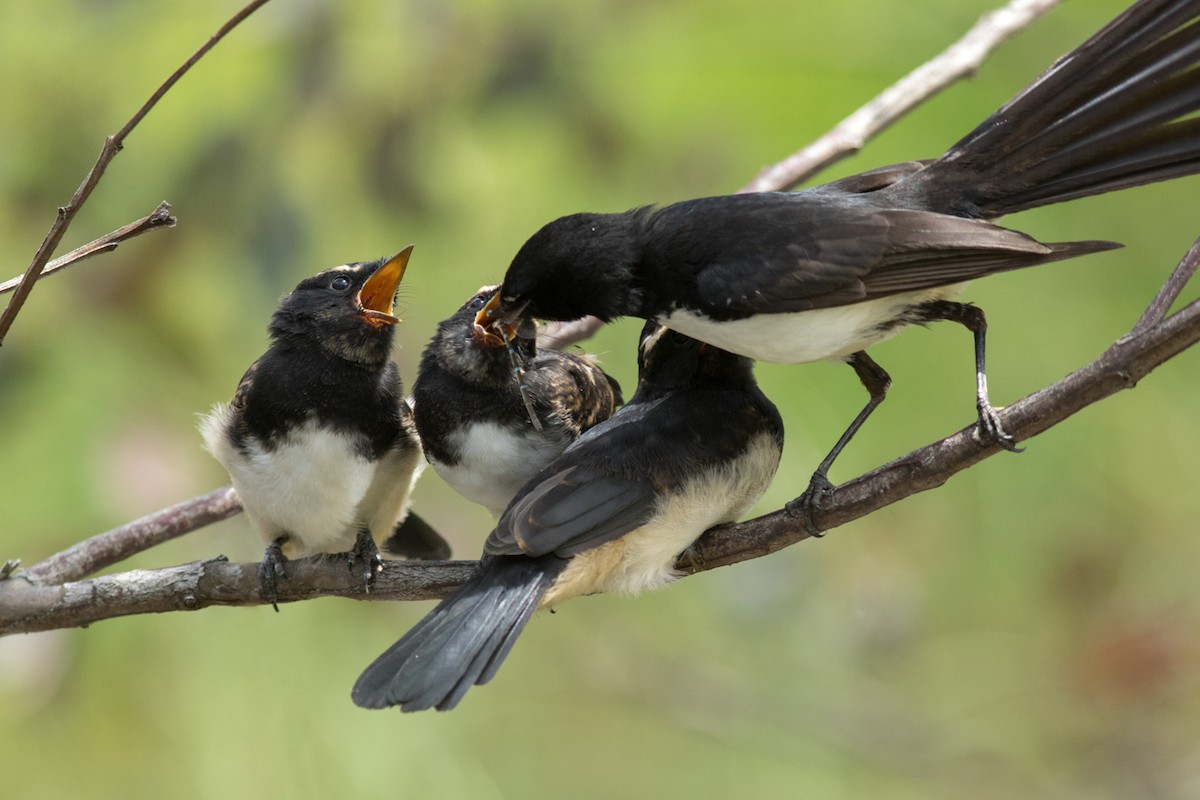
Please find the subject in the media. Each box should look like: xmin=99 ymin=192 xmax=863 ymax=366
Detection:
xmin=348 ymin=529 xmax=383 ymax=593
xmin=977 ymin=404 xmax=1023 ymax=453
xmin=787 ymin=474 xmax=834 ymax=538
xmin=259 ymin=538 xmax=287 ymax=612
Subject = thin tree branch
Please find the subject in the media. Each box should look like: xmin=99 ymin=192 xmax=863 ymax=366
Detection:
xmin=0 ymin=203 xmax=177 ymax=296
xmin=19 ymin=487 xmax=241 ymax=586
xmin=741 ymin=0 xmax=1063 ymax=193
xmin=0 ymin=0 xmax=273 ymax=345
xmin=1131 ymin=234 xmax=1200 ymax=334
xmin=0 ymin=556 xmax=477 ymax=637
xmin=537 ymin=316 xmax=607 ymax=351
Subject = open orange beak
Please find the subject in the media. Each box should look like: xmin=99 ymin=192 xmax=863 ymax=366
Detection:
xmin=472 ymin=290 xmax=519 ymax=348
xmin=359 ymin=245 xmax=412 ymax=327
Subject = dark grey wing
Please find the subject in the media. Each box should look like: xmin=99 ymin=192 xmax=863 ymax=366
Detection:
xmin=484 ymin=464 xmax=658 ymax=558
xmin=852 ymin=209 xmax=1119 ymax=299
xmin=663 ymin=194 xmax=1118 ymax=314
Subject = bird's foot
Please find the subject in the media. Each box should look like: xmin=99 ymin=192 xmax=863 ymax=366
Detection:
xmin=348 ymin=529 xmax=384 ymax=593
xmin=976 ymin=403 xmax=1023 ymax=453
xmin=786 ymin=473 xmax=834 ymax=538
xmin=259 ymin=540 xmax=287 ymax=612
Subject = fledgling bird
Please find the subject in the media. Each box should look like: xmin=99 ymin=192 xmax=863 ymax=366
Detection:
xmin=200 ymin=247 xmax=449 ymax=608
xmin=352 ymin=322 xmax=784 ymax=712
xmin=478 ymin=0 xmax=1200 ymax=528
xmin=411 ymin=285 xmax=622 ymax=517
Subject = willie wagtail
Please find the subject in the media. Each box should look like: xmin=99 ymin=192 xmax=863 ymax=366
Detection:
xmin=201 ymin=247 xmax=448 ymax=609
xmin=477 ymin=0 xmax=1200 ymax=529
xmin=412 ymin=285 xmax=622 ymax=517
xmin=351 ymin=322 xmax=784 ymax=711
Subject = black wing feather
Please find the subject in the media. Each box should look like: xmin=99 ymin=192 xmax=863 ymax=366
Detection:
xmin=659 ymin=194 xmax=1120 ymax=314
xmin=485 ymin=465 xmax=658 ymax=558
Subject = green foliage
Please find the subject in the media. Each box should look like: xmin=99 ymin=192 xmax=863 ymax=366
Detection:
xmin=3 ymin=1 xmax=1199 ymax=797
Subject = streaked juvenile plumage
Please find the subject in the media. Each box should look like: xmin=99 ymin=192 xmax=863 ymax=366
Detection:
xmin=412 ymin=285 xmax=622 ymax=517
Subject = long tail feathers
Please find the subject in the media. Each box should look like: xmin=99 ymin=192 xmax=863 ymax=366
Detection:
xmin=351 ymin=555 xmax=566 ymax=712
xmin=898 ymin=0 xmax=1200 ymax=217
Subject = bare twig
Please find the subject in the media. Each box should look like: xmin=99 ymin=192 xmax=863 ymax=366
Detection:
xmin=0 ymin=0 xmax=273 ymax=345
xmin=537 ymin=316 xmax=607 ymax=351
xmin=1131 ymin=235 xmax=1200 ymax=334
xmin=18 ymin=487 xmax=241 ymax=586
xmin=0 ymin=203 xmax=177 ymax=296
xmin=741 ymin=0 xmax=1063 ymax=193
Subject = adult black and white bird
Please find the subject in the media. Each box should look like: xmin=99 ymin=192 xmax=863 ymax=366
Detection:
xmin=351 ymin=322 xmax=784 ymax=712
xmin=477 ymin=0 xmax=1200 ymax=527
xmin=411 ymin=285 xmax=622 ymax=517
xmin=200 ymin=247 xmax=449 ymax=608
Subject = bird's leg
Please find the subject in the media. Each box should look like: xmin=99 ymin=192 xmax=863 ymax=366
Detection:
xmin=383 ymin=512 xmax=452 ymax=561
xmin=348 ymin=528 xmax=384 ymax=592
xmin=259 ymin=536 xmax=289 ymax=613
xmin=787 ymin=351 xmax=890 ymax=537
xmin=916 ymin=300 xmax=1022 ymax=452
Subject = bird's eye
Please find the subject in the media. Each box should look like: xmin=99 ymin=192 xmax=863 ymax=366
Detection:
xmin=330 ymin=275 xmax=353 ymax=292
xmin=669 ymin=331 xmax=691 ymax=345
xmin=468 ymin=295 xmax=487 ymax=311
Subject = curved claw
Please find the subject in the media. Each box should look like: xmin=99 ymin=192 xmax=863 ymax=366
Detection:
xmin=977 ymin=404 xmax=1024 ymax=453
xmin=786 ymin=473 xmax=835 ymax=538
xmin=259 ymin=539 xmax=287 ymax=613
xmin=348 ymin=529 xmax=384 ymax=593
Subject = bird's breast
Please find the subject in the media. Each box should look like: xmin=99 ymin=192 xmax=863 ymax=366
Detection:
xmin=201 ymin=410 xmax=381 ymax=555
xmin=432 ymin=420 xmax=566 ymax=517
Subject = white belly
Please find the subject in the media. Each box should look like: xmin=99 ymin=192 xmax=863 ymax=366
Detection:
xmin=430 ymin=421 xmax=564 ymax=517
xmin=658 ymin=285 xmax=964 ymax=363
xmin=201 ymin=410 xmax=414 ymax=557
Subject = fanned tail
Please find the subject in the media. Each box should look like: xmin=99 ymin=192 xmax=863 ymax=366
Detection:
xmin=351 ymin=555 xmax=565 ymax=712
xmin=892 ymin=0 xmax=1200 ymax=217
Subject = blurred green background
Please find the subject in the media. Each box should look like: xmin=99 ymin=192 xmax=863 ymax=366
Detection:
xmin=2 ymin=0 xmax=1199 ymax=797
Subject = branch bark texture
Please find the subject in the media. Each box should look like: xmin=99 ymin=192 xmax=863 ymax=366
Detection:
xmin=0 ymin=203 xmax=176 ymax=296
